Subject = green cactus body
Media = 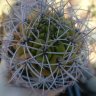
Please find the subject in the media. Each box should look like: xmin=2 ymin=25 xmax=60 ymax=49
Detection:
xmin=6 ymin=2 xmax=85 ymax=90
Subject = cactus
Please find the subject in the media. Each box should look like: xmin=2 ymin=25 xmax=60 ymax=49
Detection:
xmin=1 ymin=0 xmax=94 ymax=95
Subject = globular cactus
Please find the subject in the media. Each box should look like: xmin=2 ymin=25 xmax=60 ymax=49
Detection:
xmin=1 ymin=0 xmax=94 ymax=95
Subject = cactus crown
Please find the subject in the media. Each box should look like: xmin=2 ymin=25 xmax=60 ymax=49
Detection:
xmin=1 ymin=0 xmax=92 ymax=93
